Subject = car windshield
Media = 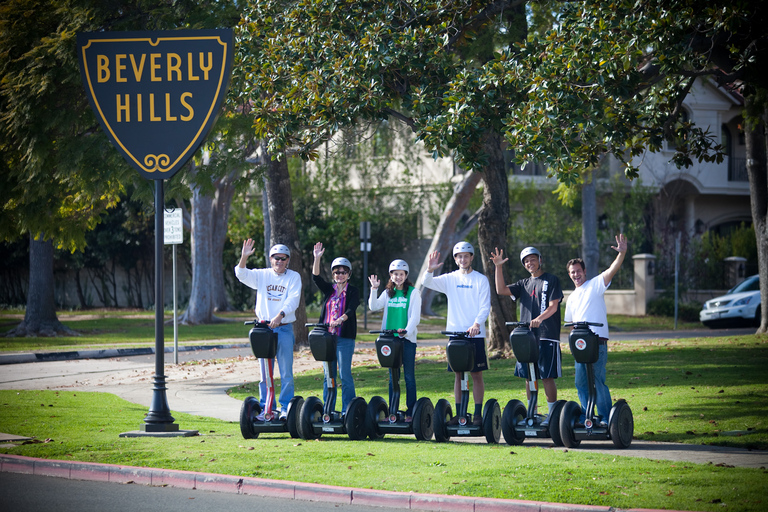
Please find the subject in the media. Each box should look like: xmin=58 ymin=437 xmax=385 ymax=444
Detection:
xmin=727 ymin=275 xmax=760 ymax=294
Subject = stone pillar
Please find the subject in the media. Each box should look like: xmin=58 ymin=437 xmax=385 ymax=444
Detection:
xmin=633 ymin=254 xmax=656 ymax=316
xmin=724 ymin=256 xmax=747 ymax=289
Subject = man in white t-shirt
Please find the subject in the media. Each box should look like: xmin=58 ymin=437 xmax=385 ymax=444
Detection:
xmin=564 ymin=234 xmax=628 ymax=426
xmin=422 ymin=241 xmax=491 ymax=426
xmin=235 ymin=240 xmax=302 ymax=419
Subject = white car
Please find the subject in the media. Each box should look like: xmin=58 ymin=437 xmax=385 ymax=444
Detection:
xmin=700 ymin=274 xmax=761 ymax=328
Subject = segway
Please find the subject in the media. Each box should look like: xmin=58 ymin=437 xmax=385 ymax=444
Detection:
xmin=239 ymin=320 xmax=303 ymax=439
xmin=558 ymin=322 xmax=634 ymax=448
xmin=297 ymin=324 xmax=368 ymax=440
xmin=432 ymin=331 xmax=501 ymax=444
xmin=365 ymin=330 xmax=434 ymax=441
xmin=501 ymin=322 xmax=566 ymax=446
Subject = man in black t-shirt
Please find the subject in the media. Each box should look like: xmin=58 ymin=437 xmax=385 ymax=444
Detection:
xmin=491 ymin=246 xmax=563 ymax=424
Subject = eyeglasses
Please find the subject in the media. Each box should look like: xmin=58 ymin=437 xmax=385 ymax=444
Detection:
xmin=272 ymin=256 xmax=288 ymax=262
xmin=333 ymin=270 xmax=348 ymax=275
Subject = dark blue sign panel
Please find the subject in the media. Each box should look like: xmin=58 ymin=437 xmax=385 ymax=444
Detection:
xmin=77 ymin=29 xmax=234 ymax=180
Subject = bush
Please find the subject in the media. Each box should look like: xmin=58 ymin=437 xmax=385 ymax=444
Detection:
xmin=647 ymin=297 xmax=701 ymax=322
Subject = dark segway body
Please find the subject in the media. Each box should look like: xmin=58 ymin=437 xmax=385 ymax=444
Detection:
xmin=239 ymin=320 xmax=303 ymax=439
xmin=501 ymin=323 xmax=565 ymax=446
xmin=298 ymin=324 xmax=367 ymax=441
xmin=432 ymin=331 xmax=501 ymax=444
xmin=366 ymin=331 xmax=434 ymax=441
xmin=559 ymin=322 xmax=634 ymax=449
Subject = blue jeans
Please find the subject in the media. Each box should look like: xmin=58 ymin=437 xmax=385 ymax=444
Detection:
xmin=389 ymin=339 xmax=417 ymax=415
xmin=323 ymin=337 xmax=356 ymax=413
xmin=259 ymin=324 xmax=294 ymax=412
xmin=575 ymin=343 xmax=612 ymax=421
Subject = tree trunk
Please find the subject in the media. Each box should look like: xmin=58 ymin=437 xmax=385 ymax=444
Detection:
xmin=180 ymin=176 xmax=217 ymax=325
xmin=264 ymin=148 xmax=309 ymax=347
xmin=476 ymin=130 xmax=515 ymax=351
xmin=744 ymin=92 xmax=768 ymax=334
xmin=5 ymin=234 xmax=76 ymax=337
xmin=582 ymin=172 xmax=600 ymax=279
xmin=211 ymin=170 xmax=238 ymax=312
xmin=415 ymin=170 xmax=482 ymax=315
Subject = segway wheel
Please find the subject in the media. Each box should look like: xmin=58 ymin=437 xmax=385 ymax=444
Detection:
xmin=365 ymin=396 xmax=388 ymax=440
xmin=298 ymin=396 xmax=323 ymax=440
xmin=501 ymin=399 xmax=526 ymax=446
xmin=287 ymin=396 xmax=304 ymax=439
xmin=548 ymin=400 xmax=566 ymax=447
xmin=412 ymin=397 xmax=434 ymax=441
xmin=433 ymin=399 xmax=452 ymax=443
xmin=559 ymin=401 xmax=582 ymax=448
xmin=239 ymin=396 xmax=261 ymax=439
xmin=609 ymin=401 xmax=634 ymax=448
xmin=482 ymin=399 xmax=501 ymax=444
xmin=345 ymin=397 xmax=368 ymax=440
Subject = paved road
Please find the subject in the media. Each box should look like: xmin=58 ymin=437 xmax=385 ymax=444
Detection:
xmin=0 ymin=473 xmax=413 ymax=512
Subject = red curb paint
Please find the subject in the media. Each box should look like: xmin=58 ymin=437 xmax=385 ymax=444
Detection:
xmin=294 ymin=481 xmax=352 ymax=504
xmin=540 ymin=501 xmax=611 ymax=512
xmin=151 ymin=469 xmax=198 ymax=489
xmin=109 ymin=466 xmax=153 ymax=485
xmin=69 ymin=462 xmax=112 ymax=482
xmin=34 ymin=460 xmax=71 ymax=479
xmin=351 ymin=488 xmax=412 ymax=508
xmin=411 ymin=493 xmax=476 ymax=511
xmin=1 ymin=455 xmax=35 ymax=475
xmin=240 ymin=478 xmax=295 ymax=499
xmin=195 ymin=473 xmax=245 ymax=494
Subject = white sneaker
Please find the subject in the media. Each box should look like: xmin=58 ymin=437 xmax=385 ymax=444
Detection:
xmin=279 ymin=411 xmax=288 ymax=421
xmin=256 ymin=411 xmax=266 ymax=421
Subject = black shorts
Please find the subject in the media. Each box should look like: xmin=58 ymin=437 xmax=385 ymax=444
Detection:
xmin=514 ymin=338 xmax=562 ymax=379
xmin=446 ymin=337 xmax=489 ymax=373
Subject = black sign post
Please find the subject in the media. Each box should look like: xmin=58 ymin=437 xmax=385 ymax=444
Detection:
xmin=77 ymin=29 xmax=234 ymax=436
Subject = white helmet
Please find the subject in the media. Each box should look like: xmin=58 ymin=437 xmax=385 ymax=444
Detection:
xmin=519 ymin=246 xmax=541 ymax=266
xmin=269 ymin=244 xmax=291 ymax=257
xmin=331 ymin=257 xmax=351 ymax=271
xmin=389 ymin=259 xmax=409 ymax=274
xmin=453 ymin=241 xmax=474 ymax=256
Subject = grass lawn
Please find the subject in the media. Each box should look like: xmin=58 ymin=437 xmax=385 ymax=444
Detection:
xmin=0 ymin=308 xmax=704 ymax=352
xmin=1 ymin=329 xmax=767 ymax=512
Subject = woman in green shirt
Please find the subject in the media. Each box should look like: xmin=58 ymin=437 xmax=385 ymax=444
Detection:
xmin=368 ymin=260 xmax=422 ymax=421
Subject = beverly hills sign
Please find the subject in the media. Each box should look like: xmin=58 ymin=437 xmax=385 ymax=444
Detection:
xmin=76 ymin=29 xmax=233 ymax=434
xmin=77 ymin=29 xmax=233 ymax=179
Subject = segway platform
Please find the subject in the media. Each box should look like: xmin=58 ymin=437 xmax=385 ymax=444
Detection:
xmin=298 ymin=324 xmax=367 ymax=440
xmin=558 ymin=322 xmax=634 ymax=448
xmin=501 ymin=322 xmax=565 ymax=446
xmin=239 ymin=320 xmax=303 ymax=439
xmin=432 ymin=331 xmax=501 ymax=444
xmin=366 ymin=330 xmax=434 ymax=441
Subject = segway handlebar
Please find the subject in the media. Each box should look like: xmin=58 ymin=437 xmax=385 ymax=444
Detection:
xmin=369 ymin=329 xmax=400 ymax=336
xmin=244 ymin=319 xmax=270 ymax=326
xmin=505 ymin=321 xmax=530 ymax=328
xmin=564 ymin=321 xmax=604 ymax=328
xmin=440 ymin=330 xmax=470 ymax=337
xmin=305 ymin=323 xmax=331 ymax=328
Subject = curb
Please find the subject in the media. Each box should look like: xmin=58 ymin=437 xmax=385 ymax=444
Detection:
xmin=0 ymin=343 xmax=249 ymax=365
xmin=0 ymin=454 xmax=689 ymax=512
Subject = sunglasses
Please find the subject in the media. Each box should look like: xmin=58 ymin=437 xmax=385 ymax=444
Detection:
xmin=272 ymin=256 xmax=288 ymax=262
xmin=333 ymin=270 xmax=348 ymax=275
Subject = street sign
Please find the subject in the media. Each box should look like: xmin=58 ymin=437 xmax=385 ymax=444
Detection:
xmin=164 ymin=208 xmax=183 ymax=245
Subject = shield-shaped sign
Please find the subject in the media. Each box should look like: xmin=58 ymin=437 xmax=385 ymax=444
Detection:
xmin=77 ymin=29 xmax=234 ymax=180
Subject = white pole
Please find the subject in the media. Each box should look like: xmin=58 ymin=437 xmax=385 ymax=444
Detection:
xmin=173 ymin=243 xmax=179 ymax=364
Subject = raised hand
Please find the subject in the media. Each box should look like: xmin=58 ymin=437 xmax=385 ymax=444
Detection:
xmin=612 ymin=234 xmax=628 ymax=254
xmin=369 ymin=275 xmax=380 ymax=288
xmin=313 ymin=242 xmax=325 ymax=259
xmin=490 ymin=247 xmax=508 ymax=266
xmin=427 ymin=251 xmax=443 ymax=272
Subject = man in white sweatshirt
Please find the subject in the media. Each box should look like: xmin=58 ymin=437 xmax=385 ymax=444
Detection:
xmin=422 ymin=241 xmax=491 ymax=426
xmin=235 ymin=239 xmax=302 ymax=419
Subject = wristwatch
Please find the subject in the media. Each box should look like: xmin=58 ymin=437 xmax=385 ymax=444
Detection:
xmin=279 ymin=310 xmax=286 ymax=318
